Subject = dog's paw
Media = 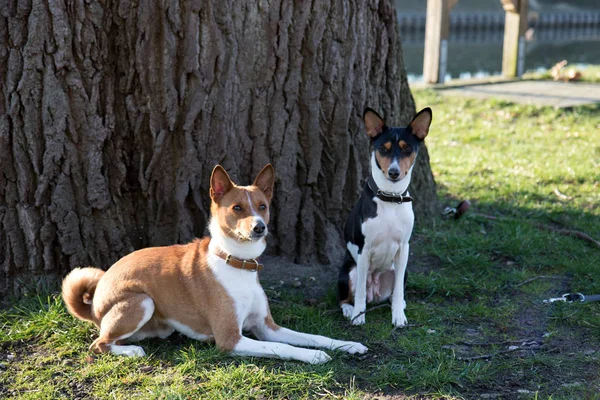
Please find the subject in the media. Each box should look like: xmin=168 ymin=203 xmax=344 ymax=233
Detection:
xmin=392 ymin=311 xmax=408 ymax=327
xmin=307 ymin=350 xmax=332 ymax=364
xmin=341 ymin=304 xmax=354 ymax=319
xmin=110 ymin=345 xmax=146 ymax=357
xmin=127 ymin=347 xmax=146 ymax=357
xmin=350 ymin=310 xmax=366 ymax=326
xmin=338 ymin=341 xmax=368 ymax=355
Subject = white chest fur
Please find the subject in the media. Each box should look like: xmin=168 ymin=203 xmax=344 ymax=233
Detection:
xmin=361 ymin=197 xmax=414 ymax=271
xmin=207 ymin=252 xmax=269 ymax=331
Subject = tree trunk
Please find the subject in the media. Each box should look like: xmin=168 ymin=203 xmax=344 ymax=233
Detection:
xmin=0 ymin=0 xmax=437 ymax=300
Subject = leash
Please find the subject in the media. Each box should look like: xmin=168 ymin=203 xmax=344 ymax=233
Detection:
xmin=543 ymin=293 xmax=600 ymax=304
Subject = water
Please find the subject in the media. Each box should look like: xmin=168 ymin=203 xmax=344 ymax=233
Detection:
xmin=400 ymin=20 xmax=600 ymax=83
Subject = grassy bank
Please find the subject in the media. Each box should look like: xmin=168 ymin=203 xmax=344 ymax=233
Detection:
xmin=2 ymin=90 xmax=599 ymax=399
xmin=524 ymin=63 xmax=600 ymax=83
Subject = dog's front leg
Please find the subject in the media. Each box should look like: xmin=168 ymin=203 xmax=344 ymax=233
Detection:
xmin=231 ymin=336 xmax=332 ymax=364
xmin=350 ymin=251 xmax=370 ymax=325
xmin=391 ymin=242 xmax=409 ymax=327
xmin=252 ymin=322 xmax=368 ymax=355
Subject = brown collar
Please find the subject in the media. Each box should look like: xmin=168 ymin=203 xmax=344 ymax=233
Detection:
xmin=213 ymin=247 xmax=264 ymax=272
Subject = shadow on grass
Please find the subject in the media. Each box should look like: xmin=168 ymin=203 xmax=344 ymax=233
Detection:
xmin=1 ymin=191 xmax=599 ymax=399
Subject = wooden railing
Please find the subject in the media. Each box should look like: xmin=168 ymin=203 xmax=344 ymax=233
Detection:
xmin=399 ymin=11 xmax=600 ymax=33
xmin=423 ymin=0 xmax=530 ymax=83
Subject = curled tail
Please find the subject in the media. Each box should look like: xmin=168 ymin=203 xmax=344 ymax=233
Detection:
xmin=62 ymin=267 xmax=105 ymax=324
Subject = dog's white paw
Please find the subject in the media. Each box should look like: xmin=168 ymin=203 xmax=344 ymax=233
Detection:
xmin=338 ymin=341 xmax=368 ymax=355
xmin=341 ymin=304 xmax=354 ymax=319
xmin=110 ymin=345 xmax=146 ymax=357
xmin=350 ymin=309 xmax=366 ymax=326
xmin=307 ymin=350 xmax=332 ymax=364
xmin=127 ymin=347 xmax=146 ymax=357
xmin=392 ymin=310 xmax=408 ymax=327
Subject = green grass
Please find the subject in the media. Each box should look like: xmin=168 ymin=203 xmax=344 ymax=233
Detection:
xmin=524 ymin=64 xmax=600 ymax=83
xmin=2 ymin=90 xmax=600 ymax=399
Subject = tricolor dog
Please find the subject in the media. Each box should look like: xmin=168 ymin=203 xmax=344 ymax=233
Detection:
xmin=62 ymin=164 xmax=367 ymax=364
xmin=338 ymin=107 xmax=432 ymax=326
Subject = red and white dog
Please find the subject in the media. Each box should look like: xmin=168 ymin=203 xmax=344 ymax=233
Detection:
xmin=62 ymin=164 xmax=367 ymax=364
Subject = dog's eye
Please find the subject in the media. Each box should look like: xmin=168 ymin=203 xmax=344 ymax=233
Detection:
xmin=402 ymin=146 xmax=412 ymax=153
xmin=379 ymin=146 xmax=389 ymax=153
xmin=259 ymin=204 xmax=267 ymax=211
xmin=233 ymin=205 xmax=242 ymax=212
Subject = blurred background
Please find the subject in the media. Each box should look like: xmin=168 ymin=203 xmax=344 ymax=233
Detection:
xmin=396 ymin=0 xmax=600 ymax=82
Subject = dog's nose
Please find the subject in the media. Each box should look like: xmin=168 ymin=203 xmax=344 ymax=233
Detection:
xmin=253 ymin=221 xmax=266 ymax=234
xmin=388 ymin=168 xmax=400 ymax=180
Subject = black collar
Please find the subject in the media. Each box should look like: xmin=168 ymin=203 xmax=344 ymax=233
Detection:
xmin=367 ymin=176 xmax=413 ymax=204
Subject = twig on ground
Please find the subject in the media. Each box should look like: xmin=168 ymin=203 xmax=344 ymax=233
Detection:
xmin=582 ymin=320 xmax=600 ymax=329
xmin=535 ymin=225 xmax=600 ymax=248
xmin=472 ymin=213 xmax=500 ymax=221
xmin=469 ymin=212 xmax=600 ymax=249
xmin=457 ymin=344 xmax=544 ymax=361
xmin=391 ymin=323 xmax=421 ymax=332
xmin=513 ymin=275 xmax=562 ymax=287
xmin=553 ymin=188 xmax=572 ymax=200
xmin=453 ymin=338 xmax=538 ymax=347
xmin=350 ymin=303 xmax=390 ymax=323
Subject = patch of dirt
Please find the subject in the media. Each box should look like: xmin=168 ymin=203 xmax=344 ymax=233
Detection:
xmin=510 ymin=274 xmax=573 ymax=339
xmin=258 ymin=254 xmax=340 ymax=301
xmin=365 ymin=395 xmax=450 ymax=400
xmin=69 ymin=379 xmax=95 ymax=400
xmin=258 ymin=245 xmax=443 ymax=302
xmin=452 ymin=277 xmax=600 ymax=399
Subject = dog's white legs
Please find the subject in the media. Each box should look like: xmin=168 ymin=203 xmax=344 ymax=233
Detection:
xmin=391 ymin=243 xmax=409 ymax=327
xmin=90 ymin=295 xmax=155 ymax=356
xmin=350 ymin=252 xmax=370 ymax=325
xmin=341 ymin=303 xmax=354 ymax=319
xmin=253 ymin=325 xmax=368 ymax=355
xmin=231 ymin=336 xmax=332 ymax=364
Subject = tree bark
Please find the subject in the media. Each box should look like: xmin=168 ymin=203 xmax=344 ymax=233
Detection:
xmin=0 ymin=0 xmax=437 ymax=300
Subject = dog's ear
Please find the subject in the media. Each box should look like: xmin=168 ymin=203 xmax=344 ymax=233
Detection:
xmin=253 ymin=164 xmax=275 ymax=203
xmin=364 ymin=108 xmax=385 ymax=139
xmin=409 ymin=108 xmax=432 ymax=141
xmin=210 ymin=165 xmax=234 ymax=201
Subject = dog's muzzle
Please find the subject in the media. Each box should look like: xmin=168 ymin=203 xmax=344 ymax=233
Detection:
xmin=249 ymin=220 xmax=267 ymax=240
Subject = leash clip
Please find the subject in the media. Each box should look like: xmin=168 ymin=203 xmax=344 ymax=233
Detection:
xmin=543 ymin=293 xmax=585 ymax=304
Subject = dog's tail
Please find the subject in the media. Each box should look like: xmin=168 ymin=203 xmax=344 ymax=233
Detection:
xmin=62 ymin=267 xmax=105 ymax=324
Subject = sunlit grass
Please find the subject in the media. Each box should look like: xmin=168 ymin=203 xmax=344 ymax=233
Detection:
xmin=1 ymin=90 xmax=599 ymax=398
xmin=524 ymin=64 xmax=600 ymax=83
